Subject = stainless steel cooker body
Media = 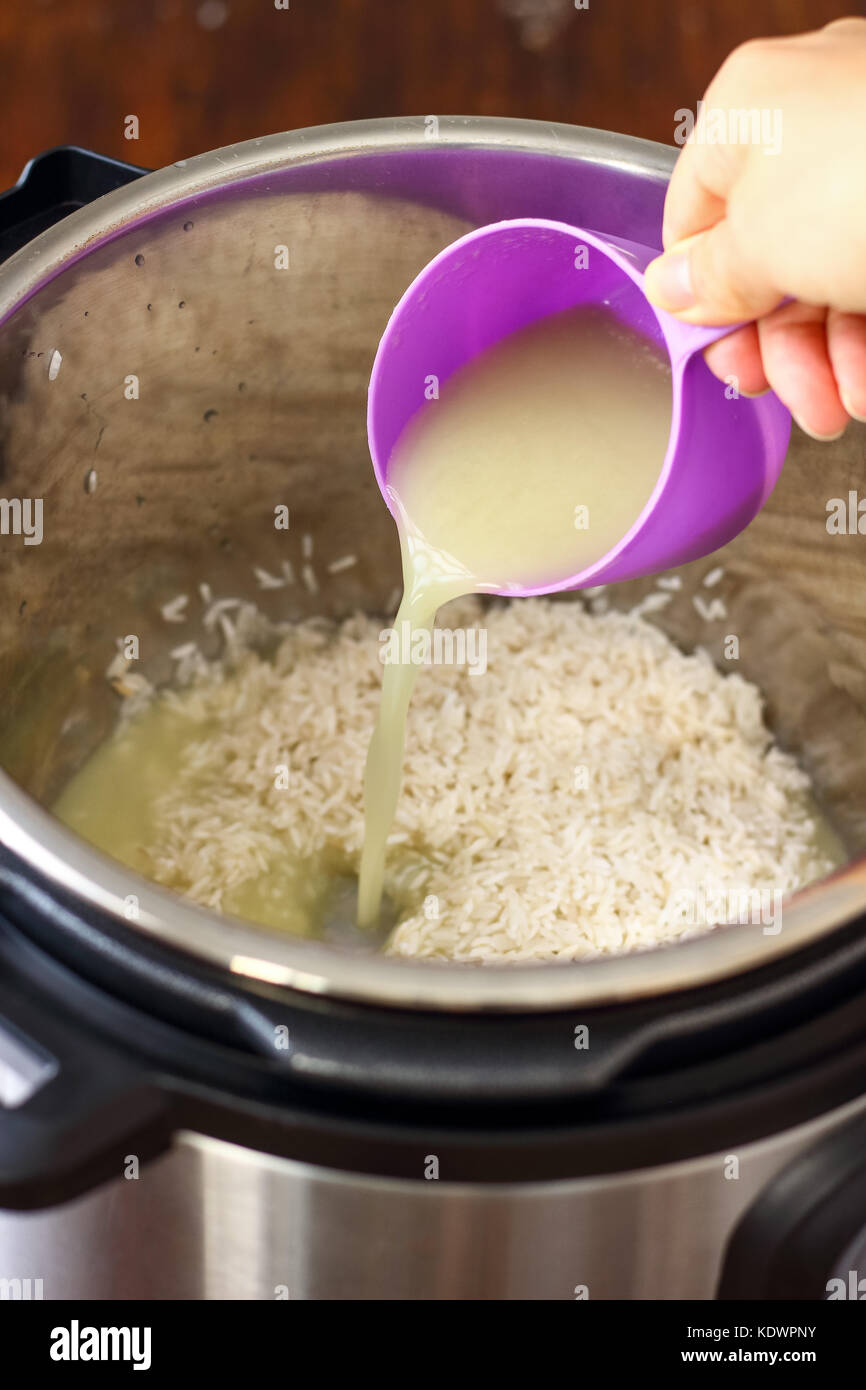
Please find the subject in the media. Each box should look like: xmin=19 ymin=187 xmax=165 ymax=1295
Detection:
xmin=0 ymin=119 xmax=865 ymax=1300
xmin=0 ymin=1102 xmax=862 ymax=1302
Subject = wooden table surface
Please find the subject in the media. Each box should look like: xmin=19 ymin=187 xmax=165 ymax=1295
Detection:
xmin=0 ymin=0 xmax=859 ymax=187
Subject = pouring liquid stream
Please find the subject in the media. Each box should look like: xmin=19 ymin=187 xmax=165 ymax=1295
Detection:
xmin=356 ymin=303 xmax=673 ymax=928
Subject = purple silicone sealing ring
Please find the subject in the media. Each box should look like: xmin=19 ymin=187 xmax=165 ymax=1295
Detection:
xmin=367 ymin=218 xmax=791 ymax=596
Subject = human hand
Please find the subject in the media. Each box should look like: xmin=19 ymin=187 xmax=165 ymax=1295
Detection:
xmin=643 ymin=18 xmax=866 ymax=440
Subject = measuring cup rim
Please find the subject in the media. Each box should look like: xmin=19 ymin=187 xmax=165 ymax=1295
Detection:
xmin=366 ymin=217 xmax=744 ymax=596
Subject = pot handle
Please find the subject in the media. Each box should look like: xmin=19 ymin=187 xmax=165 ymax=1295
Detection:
xmin=717 ymin=1107 xmax=866 ymax=1299
xmin=0 ymin=920 xmax=172 ymax=1210
xmin=0 ymin=146 xmax=148 ymax=264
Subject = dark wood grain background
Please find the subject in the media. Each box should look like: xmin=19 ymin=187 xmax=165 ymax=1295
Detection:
xmin=0 ymin=0 xmax=861 ymax=187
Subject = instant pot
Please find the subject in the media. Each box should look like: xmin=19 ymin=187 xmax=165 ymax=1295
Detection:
xmin=0 ymin=119 xmax=865 ymax=1300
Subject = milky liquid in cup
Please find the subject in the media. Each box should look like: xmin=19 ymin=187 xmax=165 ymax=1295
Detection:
xmin=356 ymin=304 xmax=673 ymax=927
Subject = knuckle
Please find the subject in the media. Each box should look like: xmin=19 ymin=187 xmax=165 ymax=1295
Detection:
xmin=717 ymin=36 xmax=775 ymax=82
xmin=822 ymin=16 xmax=866 ymax=37
xmin=708 ymin=35 xmax=788 ymax=105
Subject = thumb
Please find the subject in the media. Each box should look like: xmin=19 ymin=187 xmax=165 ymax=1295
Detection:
xmin=643 ymin=224 xmax=783 ymax=326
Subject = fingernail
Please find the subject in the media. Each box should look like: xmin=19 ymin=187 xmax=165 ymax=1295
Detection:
xmin=740 ymin=387 xmax=771 ymax=399
xmin=792 ymin=414 xmax=847 ymax=442
xmin=644 ymin=250 xmax=696 ymax=311
xmin=840 ymin=392 xmax=866 ymax=424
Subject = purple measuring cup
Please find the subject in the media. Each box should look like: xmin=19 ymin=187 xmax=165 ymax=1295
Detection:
xmin=367 ymin=218 xmax=791 ymax=595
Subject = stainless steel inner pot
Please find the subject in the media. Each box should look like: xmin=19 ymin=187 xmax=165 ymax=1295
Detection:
xmin=0 ymin=117 xmax=864 ymax=1012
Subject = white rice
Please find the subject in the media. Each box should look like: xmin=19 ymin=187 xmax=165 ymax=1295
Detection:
xmin=203 ymin=597 xmax=243 ymax=629
xmin=693 ymin=595 xmax=728 ymax=622
xmin=169 ymin=642 xmax=199 ymax=661
xmin=631 ymin=591 xmax=673 ymax=617
xmin=327 ymin=554 xmax=358 ymax=574
xmin=161 ymin=594 xmax=189 ymax=623
xmin=253 ymin=566 xmax=287 ymax=590
xmin=132 ymin=596 xmax=833 ymax=963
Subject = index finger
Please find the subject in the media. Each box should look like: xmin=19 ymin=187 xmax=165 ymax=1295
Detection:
xmin=662 ymin=120 xmax=745 ymax=249
xmin=662 ymin=40 xmax=766 ymax=248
